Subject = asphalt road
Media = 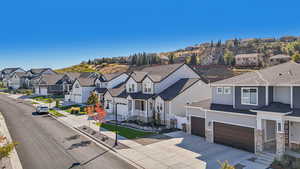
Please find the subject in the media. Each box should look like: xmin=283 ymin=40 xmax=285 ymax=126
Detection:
xmin=0 ymin=95 xmax=136 ymax=169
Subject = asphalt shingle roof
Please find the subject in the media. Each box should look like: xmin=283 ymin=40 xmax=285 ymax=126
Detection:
xmin=158 ymin=78 xmax=199 ymax=100
xmin=39 ymin=74 xmax=64 ymax=85
xmin=212 ymin=61 xmax=300 ymax=86
xmin=131 ymin=64 xmax=184 ymax=82
xmin=102 ymin=72 xmax=125 ymax=81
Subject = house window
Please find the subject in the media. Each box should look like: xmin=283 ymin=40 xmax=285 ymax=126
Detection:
xmin=217 ymin=87 xmax=223 ymax=94
xmin=224 ymin=87 xmax=231 ymax=94
xmin=241 ymin=87 xmax=258 ymax=105
xmin=131 ymin=84 xmax=135 ymax=92
xmin=75 ymin=84 xmax=79 ymax=88
xmin=277 ymin=122 xmax=282 ymax=132
xmin=106 ymin=100 xmax=111 ymax=109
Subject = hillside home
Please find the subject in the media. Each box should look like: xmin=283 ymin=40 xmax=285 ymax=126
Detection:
xmin=235 ymin=53 xmax=260 ymax=67
xmin=104 ymin=64 xmax=211 ymax=128
xmin=186 ymin=61 xmax=300 ymax=157
xmin=269 ymin=54 xmax=291 ymax=66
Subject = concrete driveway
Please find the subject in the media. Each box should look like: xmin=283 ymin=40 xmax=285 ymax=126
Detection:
xmin=159 ymin=131 xmax=255 ymax=169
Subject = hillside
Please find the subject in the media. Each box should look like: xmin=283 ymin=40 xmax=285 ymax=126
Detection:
xmin=55 ymin=63 xmax=129 ymax=74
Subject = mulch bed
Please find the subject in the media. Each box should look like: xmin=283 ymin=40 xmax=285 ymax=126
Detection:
xmin=77 ymin=125 xmax=129 ymax=150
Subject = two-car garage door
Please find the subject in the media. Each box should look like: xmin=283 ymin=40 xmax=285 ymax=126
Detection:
xmin=213 ymin=122 xmax=255 ymax=153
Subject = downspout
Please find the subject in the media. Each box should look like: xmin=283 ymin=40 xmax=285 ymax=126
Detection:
xmin=146 ymin=100 xmax=149 ymax=123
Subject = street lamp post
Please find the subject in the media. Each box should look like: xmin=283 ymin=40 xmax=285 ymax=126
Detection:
xmin=114 ymin=103 xmax=119 ymax=147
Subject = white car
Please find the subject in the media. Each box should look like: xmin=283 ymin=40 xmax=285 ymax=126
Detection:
xmin=36 ymin=106 xmax=49 ymax=114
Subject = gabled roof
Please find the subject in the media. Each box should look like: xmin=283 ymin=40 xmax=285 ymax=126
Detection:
xmin=12 ymin=72 xmax=28 ymax=78
xmin=1 ymin=68 xmax=23 ymax=74
xmin=157 ymin=78 xmax=200 ymax=101
xmin=39 ymin=74 xmax=64 ymax=85
xmin=129 ymin=63 xmax=188 ymax=83
xmin=105 ymin=82 xmax=127 ymax=97
xmin=64 ymin=72 xmax=100 ymax=81
xmin=101 ymin=72 xmax=126 ymax=81
xmin=75 ymin=77 xmax=98 ymax=87
xmin=28 ymin=68 xmax=53 ymax=75
xmin=212 ymin=61 xmax=300 ymax=86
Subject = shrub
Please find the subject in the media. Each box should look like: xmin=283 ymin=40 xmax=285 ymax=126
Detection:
xmin=218 ymin=160 xmax=235 ymax=169
xmin=0 ymin=142 xmax=18 ymax=160
xmin=292 ymin=53 xmax=300 ymax=63
xmin=70 ymin=107 xmax=80 ymax=114
xmin=55 ymin=99 xmax=60 ymax=108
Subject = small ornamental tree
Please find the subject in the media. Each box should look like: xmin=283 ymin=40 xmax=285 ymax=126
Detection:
xmin=87 ymin=92 xmax=98 ymax=105
xmin=55 ymin=99 xmax=60 ymax=108
xmin=94 ymin=103 xmax=107 ymax=133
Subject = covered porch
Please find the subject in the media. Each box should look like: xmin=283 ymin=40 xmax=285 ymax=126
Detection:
xmin=127 ymin=96 xmax=154 ymax=123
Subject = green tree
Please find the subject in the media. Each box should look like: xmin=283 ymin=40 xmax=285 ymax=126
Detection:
xmin=292 ymin=53 xmax=300 ymax=63
xmin=55 ymin=99 xmax=60 ymax=108
xmin=168 ymin=53 xmax=175 ymax=64
xmin=87 ymin=92 xmax=99 ymax=105
xmin=189 ymin=54 xmax=197 ymax=65
xmin=223 ymin=50 xmax=235 ymax=66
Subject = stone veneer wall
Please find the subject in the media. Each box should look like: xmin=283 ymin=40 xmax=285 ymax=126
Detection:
xmin=255 ymin=129 xmax=263 ymax=153
xmin=276 ymin=132 xmax=285 ymax=158
xmin=205 ymin=129 xmax=213 ymax=143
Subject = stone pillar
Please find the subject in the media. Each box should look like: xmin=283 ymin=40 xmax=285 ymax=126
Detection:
xmin=276 ymin=132 xmax=285 ymax=158
xmin=255 ymin=129 xmax=263 ymax=153
xmin=205 ymin=129 xmax=213 ymax=143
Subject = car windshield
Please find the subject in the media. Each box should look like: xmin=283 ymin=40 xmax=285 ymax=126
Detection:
xmin=40 ymin=107 xmax=48 ymax=109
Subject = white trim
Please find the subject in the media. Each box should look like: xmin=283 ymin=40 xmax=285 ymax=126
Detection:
xmin=291 ymin=86 xmax=293 ymax=108
xmin=241 ymin=87 xmax=258 ymax=106
xmin=185 ymin=106 xmax=256 ymax=117
xmin=233 ymin=86 xmax=236 ymax=108
xmin=266 ymin=86 xmax=269 ymax=106
xmin=212 ymin=120 xmax=256 ymax=129
xmin=217 ymin=87 xmax=223 ymax=94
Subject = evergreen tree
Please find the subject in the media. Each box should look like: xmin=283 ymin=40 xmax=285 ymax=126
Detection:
xmin=168 ymin=53 xmax=174 ymax=64
xmin=189 ymin=54 xmax=197 ymax=65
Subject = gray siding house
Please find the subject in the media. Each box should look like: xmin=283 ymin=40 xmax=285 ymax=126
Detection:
xmin=186 ymin=61 xmax=300 ymax=157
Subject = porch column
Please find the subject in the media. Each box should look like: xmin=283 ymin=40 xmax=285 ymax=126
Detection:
xmin=276 ymin=120 xmax=285 ymax=158
xmin=205 ymin=111 xmax=213 ymax=143
xmin=255 ymin=117 xmax=263 ymax=153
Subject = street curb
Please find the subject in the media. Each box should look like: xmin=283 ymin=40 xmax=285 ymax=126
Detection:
xmin=49 ymin=114 xmax=144 ymax=169
xmin=0 ymin=112 xmax=23 ymax=169
xmin=73 ymin=127 xmax=117 ymax=153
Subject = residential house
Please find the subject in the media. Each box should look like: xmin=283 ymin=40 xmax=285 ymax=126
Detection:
xmin=0 ymin=68 xmax=25 ymax=87
xmin=269 ymin=54 xmax=291 ymax=66
xmin=235 ymin=53 xmax=260 ymax=67
xmin=7 ymin=72 xmax=28 ymax=89
xmin=186 ymin=61 xmax=300 ymax=157
xmin=94 ymin=72 xmax=129 ymax=103
xmin=104 ymin=63 xmax=211 ymax=127
xmin=65 ymin=74 xmax=102 ymax=104
xmin=27 ymin=68 xmax=56 ymax=89
xmin=34 ymin=74 xmax=71 ymax=95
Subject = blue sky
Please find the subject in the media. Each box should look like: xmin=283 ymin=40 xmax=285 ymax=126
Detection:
xmin=0 ymin=0 xmax=299 ymax=70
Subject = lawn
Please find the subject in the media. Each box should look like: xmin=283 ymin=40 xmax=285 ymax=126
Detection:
xmin=98 ymin=123 xmax=156 ymax=139
xmin=49 ymin=110 xmax=64 ymax=117
xmin=31 ymin=101 xmax=39 ymax=104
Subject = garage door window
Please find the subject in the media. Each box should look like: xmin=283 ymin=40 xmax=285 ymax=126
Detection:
xmin=241 ymin=87 xmax=258 ymax=105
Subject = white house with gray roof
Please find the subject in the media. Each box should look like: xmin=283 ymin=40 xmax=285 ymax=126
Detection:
xmin=186 ymin=61 xmax=300 ymax=157
xmin=104 ymin=63 xmax=211 ymax=128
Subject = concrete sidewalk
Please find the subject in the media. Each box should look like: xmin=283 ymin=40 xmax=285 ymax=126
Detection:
xmin=0 ymin=112 xmax=23 ymax=169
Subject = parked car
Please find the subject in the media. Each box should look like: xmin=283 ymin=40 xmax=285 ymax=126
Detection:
xmin=36 ymin=106 xmax=49 ymax=114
